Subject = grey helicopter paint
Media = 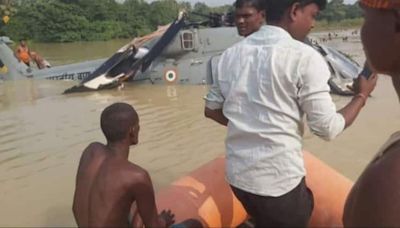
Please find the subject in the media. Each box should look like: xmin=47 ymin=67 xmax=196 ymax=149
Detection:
xmin=0 ymin=13 xmax=360 ymax=96
xmin=0 ymin=36 xmax=105 ymax=82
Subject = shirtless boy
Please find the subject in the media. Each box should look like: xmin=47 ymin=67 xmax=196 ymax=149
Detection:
xmin=72 ymin=102 xmax=174 ymax=227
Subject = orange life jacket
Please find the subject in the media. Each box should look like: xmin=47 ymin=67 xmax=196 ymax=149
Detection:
xmin=18 ymin=48 xmax=30 ymax=64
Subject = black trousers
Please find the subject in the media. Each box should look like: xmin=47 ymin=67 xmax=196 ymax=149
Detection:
xmin=231 ymin=178 xmax=314 ymax=228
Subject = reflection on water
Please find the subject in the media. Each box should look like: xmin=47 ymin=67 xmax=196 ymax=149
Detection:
xmin=0 ymin=33 xmax=400 ymax=227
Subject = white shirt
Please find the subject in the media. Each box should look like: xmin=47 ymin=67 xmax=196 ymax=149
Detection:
xmin=205 ymin=25 xmax=345 ymax=197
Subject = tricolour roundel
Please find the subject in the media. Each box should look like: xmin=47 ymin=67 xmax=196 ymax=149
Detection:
xmin=164 ymin=68 xmax=178 ymax=83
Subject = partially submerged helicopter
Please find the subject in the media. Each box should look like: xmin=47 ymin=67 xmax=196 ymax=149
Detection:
xmin=0 ymin=36 xmax=105 ymax=81
xmin=0 ymin=12 xmax=359 ymax=96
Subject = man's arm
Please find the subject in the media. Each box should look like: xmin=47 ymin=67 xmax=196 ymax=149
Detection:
xmin=204 ymin=107 xmax=228 ymax=126
xmin=338 ymin=74 xmax=377 ymax=128
xmin=133 ymin=170 xmax=174 ymax=228
xmin=299 ymin=52 xmax=376 ymax=140
xmin=204 ymin=55 xmax=227 ymax=126
xmin=339 ymin=63 xmax=378 ymax=128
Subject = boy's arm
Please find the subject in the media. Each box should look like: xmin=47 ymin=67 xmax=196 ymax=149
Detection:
xmin=133 ymin=170 xmax=174 ymax=228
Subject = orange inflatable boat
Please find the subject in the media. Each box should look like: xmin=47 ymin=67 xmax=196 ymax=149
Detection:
xmin=156 ymin=151 xmax=353 ymax=227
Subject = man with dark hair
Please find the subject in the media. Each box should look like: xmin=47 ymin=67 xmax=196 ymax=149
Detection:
xmin=73 ymin=102 xmax=175 ymax=227
xmin=234 ymin=0 xmax=266 ymax=37
xmin=204 ymin=0 xmax=377 ymax=227
xmin=343 ymin=0 xmax=400 ymax=227
xmin=265 ymin=0 xmax=326 ymax=27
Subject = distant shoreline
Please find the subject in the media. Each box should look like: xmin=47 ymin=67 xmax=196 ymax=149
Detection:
xmin=14 ymin=19 xmax=364 ymax=46
xmin=315 ymin=18 xmax=363 ymax=31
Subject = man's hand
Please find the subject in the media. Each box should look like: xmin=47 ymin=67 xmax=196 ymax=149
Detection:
xmin=160 ymin=209 xmax=175 ymax=227
xmin=353 ymin=73 xmax=378 ymax=97
xmin=204 ymin=108 xmax=228 ymax=126
xmin=339 ymin=73 xmax=378 ymax=129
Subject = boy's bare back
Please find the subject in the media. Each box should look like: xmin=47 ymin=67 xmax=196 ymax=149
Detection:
xmin=73 ymin=143 xmax=145 ymax=227
xmin=72 ymin=103 xmax=174 ymax=228
xmin=73 ymin=143 xmax=107 ymax=227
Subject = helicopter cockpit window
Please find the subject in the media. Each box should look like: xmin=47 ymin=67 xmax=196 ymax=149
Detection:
xmin=181 ymin=32 xmax=194 ymax=51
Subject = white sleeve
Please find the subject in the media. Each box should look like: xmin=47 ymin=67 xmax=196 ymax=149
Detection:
xmin=298 ymin=51 xmax=345 ymax=141
xmin=204 ymin=57 xmax=225 ymax=110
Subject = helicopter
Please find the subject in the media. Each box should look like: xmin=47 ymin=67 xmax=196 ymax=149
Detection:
xmin=0 ymin=11 xmax=359 ymax=96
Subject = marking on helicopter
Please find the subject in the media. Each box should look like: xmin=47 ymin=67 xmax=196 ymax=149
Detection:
xmin=47 ymin=71 xmax=91 ymax=81
xmin=164 ymin=68 xmax=179 ymax=83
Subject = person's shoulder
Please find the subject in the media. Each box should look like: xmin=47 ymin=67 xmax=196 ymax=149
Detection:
xmin=84 ymin=142 xmax=106 ymax=152
xmin=353 ymin=140 xmax=400 ymax=192
xmin=81 ymin=142 xmax=107 ymax=159
xmin=121 ymin=163 xmax=156 ymax=192
xmin=222 ymin=38 xmax=244 ymax=57
xmin=122 ymin=162 xmax=152 ymax=185
xmin=290 ymin=41 xmax=328 ymax=70
xmin=87 ymin=142 xmax=106 ymax=149
xmin=285 ymin=38 xmax=319 ymax=56
xmin=373 ymin=140 xmax=400 ymax=171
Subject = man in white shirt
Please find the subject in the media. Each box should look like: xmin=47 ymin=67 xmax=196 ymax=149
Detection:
xmin=204 ymin=0 xmax=377 ymax=227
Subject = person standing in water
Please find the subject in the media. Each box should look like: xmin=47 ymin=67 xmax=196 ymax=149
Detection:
xmin=72 ymin=103 xmax=175 ymax=227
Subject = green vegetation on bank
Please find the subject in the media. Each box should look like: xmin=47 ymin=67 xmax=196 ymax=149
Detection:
xmin=315 ymin=0 xmax=363 ymax=31
xmin=0 ymin=0 xmax=362 ymax=43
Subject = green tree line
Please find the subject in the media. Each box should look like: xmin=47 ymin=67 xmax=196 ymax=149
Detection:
xmin=0 ymin=0 xmax=362 ymax=43
xmin=318 ymin=0 xmax=362 ymax=22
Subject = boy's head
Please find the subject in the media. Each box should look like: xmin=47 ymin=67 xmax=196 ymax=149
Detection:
xmin=234 ymin=0 xmax=266 ymax=36
xmin=359 ymin=0 xmax=400 ymax=76
xmin=264 ymin=0 xmax=327 ymax=41
xmin=101 ymin=103 xmax=140 ymax=145
xmin=19 ymin=39 xmax=27 ymax=47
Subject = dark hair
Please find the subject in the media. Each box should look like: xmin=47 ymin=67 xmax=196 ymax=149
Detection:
xmin=265 ymin=0 xmax=326 ymax=23
xmin=234 ymin=0 xmax=265 ymax=11
xmin=100 ymin=103 xmax=138 ymax=143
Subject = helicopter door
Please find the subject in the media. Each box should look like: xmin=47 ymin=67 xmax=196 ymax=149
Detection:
xmin=181 ymin=31 xmax=194 ymax=51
